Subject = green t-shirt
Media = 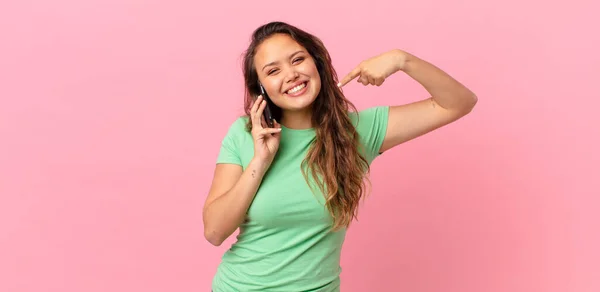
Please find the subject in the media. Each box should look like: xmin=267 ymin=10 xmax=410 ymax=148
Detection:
xmin=211 ymin=106 xmax=389 ymax=292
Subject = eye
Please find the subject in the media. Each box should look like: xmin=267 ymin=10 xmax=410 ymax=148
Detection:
xmin=293 ymin=57 xmax=305 ymax=63
xmin=267 ymin=68 xmax=279 ymax=75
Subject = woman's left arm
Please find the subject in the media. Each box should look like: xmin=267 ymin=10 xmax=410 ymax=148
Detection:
xmin=338 ymin=49 xmax=478 ymax=153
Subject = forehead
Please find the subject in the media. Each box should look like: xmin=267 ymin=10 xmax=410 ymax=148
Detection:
xmin=254 ymin=33 xmax=306 ymax=66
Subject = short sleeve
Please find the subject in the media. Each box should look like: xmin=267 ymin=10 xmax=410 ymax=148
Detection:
xmin=216 ymin=118 xmax=246 ymax=165
xmin=352 ymin=106 xmax=389 ymax=164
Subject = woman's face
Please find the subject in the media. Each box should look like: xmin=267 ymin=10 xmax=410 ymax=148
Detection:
xmin=253 ymin=33 xmax=321 ymax=114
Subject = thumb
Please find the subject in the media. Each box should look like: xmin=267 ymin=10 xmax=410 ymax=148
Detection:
xmin=272 ymin=120 xmax=282 ymax=138
xmin=337 ymin=66 xmax=361 ymax=88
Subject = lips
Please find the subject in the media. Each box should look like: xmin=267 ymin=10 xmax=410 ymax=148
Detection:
xmin=284 ymin=81 xmax=308 ymax=94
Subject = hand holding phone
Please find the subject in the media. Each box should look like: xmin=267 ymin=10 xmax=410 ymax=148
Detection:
xmin=250 ymin=86 xmax=282 ymax=165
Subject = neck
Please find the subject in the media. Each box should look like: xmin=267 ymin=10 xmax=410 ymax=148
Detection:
xmin=280 ymin=109 xmax=313 ymax=129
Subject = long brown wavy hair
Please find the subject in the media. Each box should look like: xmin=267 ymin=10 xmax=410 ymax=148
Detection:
xmin=241 ymin=21 xmax=371 ymax=230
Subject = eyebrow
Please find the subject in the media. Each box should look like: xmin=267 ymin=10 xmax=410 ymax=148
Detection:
xmin=261 ymin=50 xmax=305 ymax=71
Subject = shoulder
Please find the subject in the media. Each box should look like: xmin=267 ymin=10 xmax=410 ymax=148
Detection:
xmin=216 ymin=116 xmax=252 ymax=165
xmin=348 ymin=106 xmax=390 ymax=135
xmin=222 ymin=115 xmax=250 ymax=137
xmin=218 ymin=115 xmax=253 ymax=151
xmin=348 ymin=106 xmax=390 ymax=163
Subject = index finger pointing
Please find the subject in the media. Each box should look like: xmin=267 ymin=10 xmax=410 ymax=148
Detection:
xmin=337 ymin=67 xmax=361 ymax=88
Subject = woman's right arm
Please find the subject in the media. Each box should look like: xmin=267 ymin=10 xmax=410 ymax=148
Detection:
xmin=202 ymin=158 xmax=269 ymax=246
xmin=203 ymin=95 xmax=281 ymax=246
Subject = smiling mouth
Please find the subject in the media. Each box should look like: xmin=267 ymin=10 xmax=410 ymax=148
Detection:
xmin=285 ymin=81 xmax=307 ymax=95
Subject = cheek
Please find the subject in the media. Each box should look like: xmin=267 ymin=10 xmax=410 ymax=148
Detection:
xmin=303 ymin=62 xmax=319 ymax=77
xmin=304 ymin=65 xmax=320 ymax=86
xmin=307 ymin=67 xmax=321 ymax=88
xmin=264 ymin=79 xmax=282 ymax=96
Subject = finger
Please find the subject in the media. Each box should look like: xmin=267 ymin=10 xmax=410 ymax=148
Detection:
xmin=251 ymin=95 xmax=262 ymax=113
xmin=257 ymin=100 xmax=268 ymax=126
xmin=358 ymin=75 xmax=369 ymax=86
xmin=367 ymin=76 xmax=376 ymax=85
xmin=260 ymin=115 xmax=268 ymax=128
xmin=370 ymin=76 xmax=383 ymax=86
xmin=267 ymin=119 xmax=282 ymax=137
xmin=260 ymin=127 xmax=282 ymax=136
xmin=256 ymin=99 xmax=267 ymax=121
xmin=250 ymin=95 xmax=262 ymax=118
xmin=337 ymin=67 xmax=361 ymax=87
xmin=258 ymin=99 xmax=267 ymax=114
xmin=251 ymin=96 xmax=264 ymax=128
xmin=271 ymin=119 xmax=282 ymax=133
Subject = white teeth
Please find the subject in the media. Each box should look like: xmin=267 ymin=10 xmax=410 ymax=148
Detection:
xmin=287 ymin=82 xmax=306 ymax=94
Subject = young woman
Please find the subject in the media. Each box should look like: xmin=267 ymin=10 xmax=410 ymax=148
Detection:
xmin=203 ymin=21 xmax=477 ymax=292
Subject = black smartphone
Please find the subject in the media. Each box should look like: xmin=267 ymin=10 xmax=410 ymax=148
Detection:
xmin=259 ymin=84 xmax=275 ymax=128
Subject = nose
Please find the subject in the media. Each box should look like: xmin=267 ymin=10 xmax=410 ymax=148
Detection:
xmin=284 ymin=67 xmax=300 ymax=83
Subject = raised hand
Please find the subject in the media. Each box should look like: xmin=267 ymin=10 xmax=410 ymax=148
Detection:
xmin=338 ymin=49 xmax=408 ymax=87
xmin=250 ymin=95 xmax=282 ymax=164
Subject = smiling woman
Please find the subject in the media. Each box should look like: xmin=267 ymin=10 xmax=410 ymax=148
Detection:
xmin=202 ymin=21 xmax=477 ymax=292
xmin=246 ymin=32 xmax=328 ymax=130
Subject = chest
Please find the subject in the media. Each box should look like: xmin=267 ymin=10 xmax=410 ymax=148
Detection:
xmin=238 ymin=132 xmax=333 ymax=229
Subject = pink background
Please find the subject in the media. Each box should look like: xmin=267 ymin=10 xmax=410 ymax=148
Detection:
xmin=1 ymin=0 xmax=598 ymax=291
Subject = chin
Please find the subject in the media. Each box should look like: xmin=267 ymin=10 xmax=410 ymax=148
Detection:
xmin=285 ymin=93 xmax=317 ymax=110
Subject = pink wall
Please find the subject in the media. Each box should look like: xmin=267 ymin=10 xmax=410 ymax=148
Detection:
xmin=1 ymin=1 xmax=598 ymax=291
